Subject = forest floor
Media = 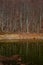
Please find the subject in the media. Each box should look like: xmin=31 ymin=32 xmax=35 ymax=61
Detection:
xmin=0 ymin=33 xmax=43 ymax=42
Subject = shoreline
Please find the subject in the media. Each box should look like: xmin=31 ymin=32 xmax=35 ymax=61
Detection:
xmin=0 ymin=33 xmax=43 ymax=42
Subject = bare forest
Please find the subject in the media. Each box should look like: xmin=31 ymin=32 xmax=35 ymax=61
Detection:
xmin=0 ymin=0 xmax=43 ymax=33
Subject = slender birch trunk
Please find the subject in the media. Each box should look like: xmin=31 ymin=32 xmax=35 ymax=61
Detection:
xmin=26 ymin=16 xmax=28 ymax=33
xmin=20 ymin=12 xmax=22 ymax=32
xmin=1 ymin=21 xmax=3 ymax=32
xmin=20 ymin=7 xmax=22 ymax=32
xmin=40 ymin=10 xmax=41 ymax=30
xmin=6 ymin=17 xmax=8 ymax=32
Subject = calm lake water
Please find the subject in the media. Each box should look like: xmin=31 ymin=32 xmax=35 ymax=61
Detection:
xmin=0 ymin=41 xmax=43 ymax=65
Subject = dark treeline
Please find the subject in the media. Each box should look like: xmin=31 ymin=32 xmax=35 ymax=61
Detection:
xmin=0 ymin=0 xmax=43 ymax=33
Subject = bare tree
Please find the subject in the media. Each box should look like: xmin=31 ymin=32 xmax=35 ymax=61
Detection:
xmin=20 ymin=8 xmax=22 ymax=32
